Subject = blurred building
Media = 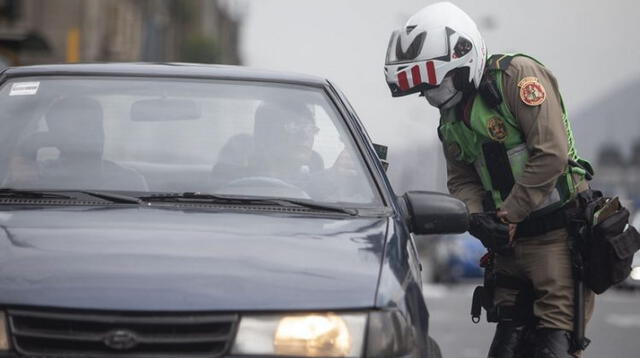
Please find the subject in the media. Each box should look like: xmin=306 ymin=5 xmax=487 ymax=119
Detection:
xmin=0 ymin=0 xmax=241 ymax=67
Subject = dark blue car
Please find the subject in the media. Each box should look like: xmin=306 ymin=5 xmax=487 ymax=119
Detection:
xmin=0 ymin=63 xmax=468 ymax=358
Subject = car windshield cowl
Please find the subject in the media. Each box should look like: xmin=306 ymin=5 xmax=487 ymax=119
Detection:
xmin=138 ymin=192 xmax=360 ymax=216
xmin=0 ymin=188 xmax=391 ymax=216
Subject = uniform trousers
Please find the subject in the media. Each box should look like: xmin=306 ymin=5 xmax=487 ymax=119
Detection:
xmin=494 ymin=228 xmax=595 ymax=332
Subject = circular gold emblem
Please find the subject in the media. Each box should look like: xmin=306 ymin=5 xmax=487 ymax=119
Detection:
xmin=519 ymin=79 xmax=546 ymax=106
xmin=487 ymin=117 xmax=507 ymax=142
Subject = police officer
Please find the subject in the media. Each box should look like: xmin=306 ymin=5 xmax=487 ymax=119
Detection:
xmin=384 ymin=3 xmax=594 ymax=357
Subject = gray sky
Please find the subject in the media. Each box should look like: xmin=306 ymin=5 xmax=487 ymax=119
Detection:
xmin=241 ymin=0 xmax=640 ymax=190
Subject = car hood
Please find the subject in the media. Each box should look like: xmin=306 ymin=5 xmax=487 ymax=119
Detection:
xmin=0 ymin=206 xmax=387 ymax=311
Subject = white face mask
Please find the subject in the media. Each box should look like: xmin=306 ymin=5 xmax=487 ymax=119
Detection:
xmin=423 ymin=75 xmax=463 ymax=109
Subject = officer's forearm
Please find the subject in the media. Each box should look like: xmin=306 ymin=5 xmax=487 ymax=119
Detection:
xmin=501 ymin=150 xmax=567 ymax=222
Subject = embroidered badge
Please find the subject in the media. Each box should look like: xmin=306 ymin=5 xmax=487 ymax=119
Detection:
xmin=518 ymin=77 xmax=546 ymax=106
xmin=487 ymin=117 xmax=507 ymax=141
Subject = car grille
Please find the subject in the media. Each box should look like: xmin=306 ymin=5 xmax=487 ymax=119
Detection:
xmin=7 ymin=308 xmax=238 ymax=357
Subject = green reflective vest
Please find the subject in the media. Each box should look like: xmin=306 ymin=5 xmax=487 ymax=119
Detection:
xmin=438 ymin=54 xmax=592 ymax=217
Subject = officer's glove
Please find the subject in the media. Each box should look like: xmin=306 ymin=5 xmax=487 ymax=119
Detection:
xmin=469 ymin=213 xmax=510 ymax=252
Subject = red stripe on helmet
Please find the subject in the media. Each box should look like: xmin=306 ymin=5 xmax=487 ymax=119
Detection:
xmin=411 ymin=65 xmax=422 ymax=87
xmin=398 ymin=71 xmax=410 ymax=91
xmin=426 ymin=61 xmax=437 ymax=85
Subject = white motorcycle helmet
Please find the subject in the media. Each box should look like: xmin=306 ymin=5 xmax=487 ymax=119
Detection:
xmin=384 ymin=2 xmax=487 ymax=107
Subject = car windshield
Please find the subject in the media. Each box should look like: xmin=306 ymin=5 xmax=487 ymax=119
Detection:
xmin=0 ymin=76 xmax=382 ymax=206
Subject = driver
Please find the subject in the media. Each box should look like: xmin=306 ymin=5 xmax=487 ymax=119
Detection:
xmin=250 ymin=100 xmax=324 ymax=183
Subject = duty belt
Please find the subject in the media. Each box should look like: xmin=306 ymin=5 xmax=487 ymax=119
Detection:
xmin=515 ymin=203 xmax=575 ymax=238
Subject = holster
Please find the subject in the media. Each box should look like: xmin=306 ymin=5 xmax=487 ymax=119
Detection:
xmin=564 ymin=190 xmax=600 ymax=353
xmin=471 ymin=253 xmax=534 ymax=325
xmin=472 ymin=253 xmax=497 ymax=323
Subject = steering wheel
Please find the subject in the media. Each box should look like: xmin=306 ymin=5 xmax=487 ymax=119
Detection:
xmin=217 ymin=176 xmax=311 ymax=199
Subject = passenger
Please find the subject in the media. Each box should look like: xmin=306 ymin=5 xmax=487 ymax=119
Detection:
xmin=11 ymin=97 xmax=147 ymax=191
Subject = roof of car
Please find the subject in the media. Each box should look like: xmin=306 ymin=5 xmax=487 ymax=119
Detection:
xmin=1 ymin=62 xmax=329 ymax=87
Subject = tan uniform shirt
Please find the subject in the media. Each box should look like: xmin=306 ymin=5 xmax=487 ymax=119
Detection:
xmin=445 ymin=56 xmax=586 ymax=223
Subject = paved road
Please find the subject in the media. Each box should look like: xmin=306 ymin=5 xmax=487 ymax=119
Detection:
xmin=423 ymin=282 xmax=640 ymax=358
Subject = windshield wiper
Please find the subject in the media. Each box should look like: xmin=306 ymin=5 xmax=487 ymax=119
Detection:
xmin=138 ymin=192 xmax=358 ymax=216
xmin=0 ymin=189 xmax=143 ymax=204
xmin=139 ymin=192 xmax=266 ymax=204
xmin=265 ymin=197 xmax=359 ymax=216
xmin=0 ymin=188 xmax=75 ymax=199
xmin=80 ymin=191 xmax=143 ymax=204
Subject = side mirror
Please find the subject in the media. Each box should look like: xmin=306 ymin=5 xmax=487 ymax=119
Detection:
xmin=401 ymin=191 xmax=469 ymax=235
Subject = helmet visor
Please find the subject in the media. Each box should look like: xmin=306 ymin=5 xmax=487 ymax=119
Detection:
xmin=385 ymin=30 xmax=404 ymax=65
xmin=385 ymin=27 xmax=451 ymax=65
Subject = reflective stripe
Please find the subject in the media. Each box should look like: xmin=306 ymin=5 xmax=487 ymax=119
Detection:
xmin=398 ymin=71 xmax=410 ymax=91
xmin=411 ymin=65 xmax=422 ymax=86
xmin=507 ymin=144 xmax=527 ymax=158
xmin=426 ymin=61 xmax=437 ymax=85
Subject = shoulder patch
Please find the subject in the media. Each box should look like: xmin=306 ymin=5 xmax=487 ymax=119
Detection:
xmin=518 ymin=77 xmax=546 ymax=106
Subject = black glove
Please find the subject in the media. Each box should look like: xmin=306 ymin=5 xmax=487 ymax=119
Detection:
xmin=469 ymin=212 xmax=510 ymax=252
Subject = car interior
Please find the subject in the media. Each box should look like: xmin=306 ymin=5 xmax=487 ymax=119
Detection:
xmin=0 ymin=78 xmax=378 ymax=204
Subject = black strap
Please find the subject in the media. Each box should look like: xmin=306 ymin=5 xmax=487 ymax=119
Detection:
xmin=516 ymin=208 xmax=567 ymax=238
xmin=478 ymin=75 xmax=502 ymax=109
xmin=471 ymin=286 xmax=485 ymax=323
xmin=482 ymin=141 xmax=515 ymax=200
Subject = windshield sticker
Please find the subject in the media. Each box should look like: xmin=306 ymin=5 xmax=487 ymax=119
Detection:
xmin=9 ymin=82 xmax=40 ymax=96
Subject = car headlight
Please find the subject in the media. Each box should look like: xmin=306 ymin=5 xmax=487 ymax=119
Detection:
xmin=0 ymin=311 xmax=9 ymax=351
xmin=630 ymin=266 xmax=640 ymax=281
xmin=231 ymin=312 xmax=366 ymax=357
